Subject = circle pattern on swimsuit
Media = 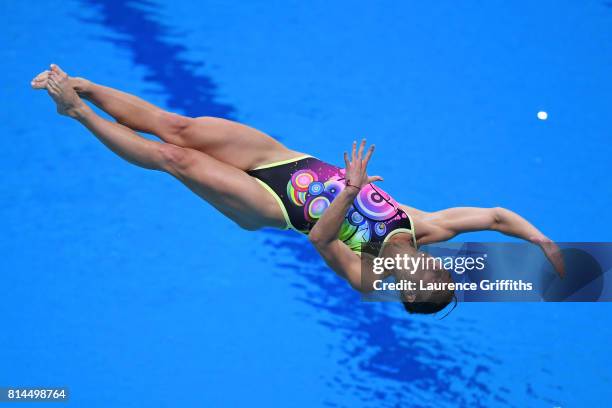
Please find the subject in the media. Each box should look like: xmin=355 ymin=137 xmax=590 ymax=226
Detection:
xmin=324 ymin=178 xmax=344 ymax=199
xmin=287 ymin=183 xmax=307 ymax=206
xmin=348 ymin=209 xmax=365 ymax=226
xmin=308 ymin=181 xmax=324 ymax=196
xmin=287 ymin=169 xmax=317 ymax=206
xmin=305 ymin=196 xmax=330 ymax=221
xmin=374 ymin=222 xmax=387 ymax=236
xmin=354 ymin=184 xmax=397 ymax=221
xmin=292 ymin=170 xmax=317 ymax=191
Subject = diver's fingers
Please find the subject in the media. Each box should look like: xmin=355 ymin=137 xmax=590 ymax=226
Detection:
xmin=357 ymin=138 xmax=366 ymax=160
xmin=367 ymin=175 xmax=384 ymax=183
xmin=351 ymin=140 xmax=357 ymax=162
xmin=363 ymin=144 xmax=375 ymax=166
xmin=344 ymin=151 xmax=350 ymax=168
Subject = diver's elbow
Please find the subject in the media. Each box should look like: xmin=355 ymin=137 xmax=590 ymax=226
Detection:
xmin=308 ymin=231 xmax=322 ymax=246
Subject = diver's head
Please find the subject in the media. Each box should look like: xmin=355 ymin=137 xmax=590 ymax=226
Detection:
xmin=394 ymin=253 xmax=456 ymax=316
xmin=377 ymin=236 xmax=457 ymax=316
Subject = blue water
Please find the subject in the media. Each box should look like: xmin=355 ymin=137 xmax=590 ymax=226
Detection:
xmin=2 ymin=1 xmax=611 ymax=406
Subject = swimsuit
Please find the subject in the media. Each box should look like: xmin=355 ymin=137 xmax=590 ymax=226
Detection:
xmin=247 ymin=156 xmax=417 ymax=254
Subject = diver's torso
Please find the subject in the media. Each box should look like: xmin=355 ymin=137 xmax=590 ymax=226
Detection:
xmin=248 ymin=157 xmax=416 ymax=253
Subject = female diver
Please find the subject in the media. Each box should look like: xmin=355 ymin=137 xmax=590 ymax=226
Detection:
xmin=32 ymin=64 xmax=564 ymax=315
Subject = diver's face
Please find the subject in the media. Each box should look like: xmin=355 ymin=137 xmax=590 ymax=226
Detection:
xmin=413 ymin=267 xmax=454 ymax=303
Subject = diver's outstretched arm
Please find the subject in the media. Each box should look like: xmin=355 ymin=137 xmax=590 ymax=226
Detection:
xmin=418 ymin=207 xmax=546 ymax=243
xmin=417 ymin=207 xmax=565 ymax=277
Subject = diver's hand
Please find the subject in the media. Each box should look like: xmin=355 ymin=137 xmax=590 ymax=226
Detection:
xmin=531 ymin=236 xmax=566 ymax=278
xmin=343 ymin=139 xmax=383 ymax=190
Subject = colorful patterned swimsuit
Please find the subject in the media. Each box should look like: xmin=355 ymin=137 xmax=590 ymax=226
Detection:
xmin=247 ymin=156 xmax=417 ymax=254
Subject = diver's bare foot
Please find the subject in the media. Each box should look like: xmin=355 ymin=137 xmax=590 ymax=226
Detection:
xmin=31 ymin=70 xmax=51 ymax=89
xmin=31 ymin=68 xmax=90 ymax=94
xmin=531 ymin=236 xmax=565 ymax=278
xmin=45 ymin=64 xmax=89 ymax=118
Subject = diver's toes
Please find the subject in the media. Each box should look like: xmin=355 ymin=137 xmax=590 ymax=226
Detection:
xmin=47 ymin=78 xmax=60 ymax=92
xmin=31 ymin=70 xmax=51 ymax=89
xmin=48 ymin=74 xmax=62 ymax=88
xmin=31 ymin=79 xmax=48 ymax=89
xmin=33 ymin=70 xmax=50 ymax=82
xmin=50 ymin=63 xmax=67 ymax=77
xmin=49 ymin=71 xmax=68 ymax=87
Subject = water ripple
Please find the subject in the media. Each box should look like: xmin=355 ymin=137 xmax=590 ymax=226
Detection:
xmin=79 ymin=0 xmax=234 ymax=118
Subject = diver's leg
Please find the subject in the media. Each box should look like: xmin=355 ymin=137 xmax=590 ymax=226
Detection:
xmin=32 ymin=66 xmax=303 ymax=170
xmin=156 ymin=144 xmax=287 ymax=229
xmin=33 ymin=68 xmax=164 ymax=136
xmin=42 ymin=69 xmax=286 ymax=230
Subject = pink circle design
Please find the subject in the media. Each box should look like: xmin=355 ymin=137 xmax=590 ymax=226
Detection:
xmin=291 ymin=170 xmax=317 ymax=192
xmin=354 ymin=184 xmax=397 ymax=221
xmin=305 ymin=196 xmax=330 ymax=221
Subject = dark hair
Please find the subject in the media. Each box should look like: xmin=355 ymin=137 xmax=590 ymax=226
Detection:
xmin=384 ymin=244 xmax=458 ymax=318
xmin=395 ymin=261 xmax=457 ymax=318
xmin=402 ymin=294 xmax=458 ymax=319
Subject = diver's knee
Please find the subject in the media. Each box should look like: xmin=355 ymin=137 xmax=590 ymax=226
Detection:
xmin=157 ymin=111 xmax=194 ymax=141
xmin=158 ymin=143 xmax=194 ymax=174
